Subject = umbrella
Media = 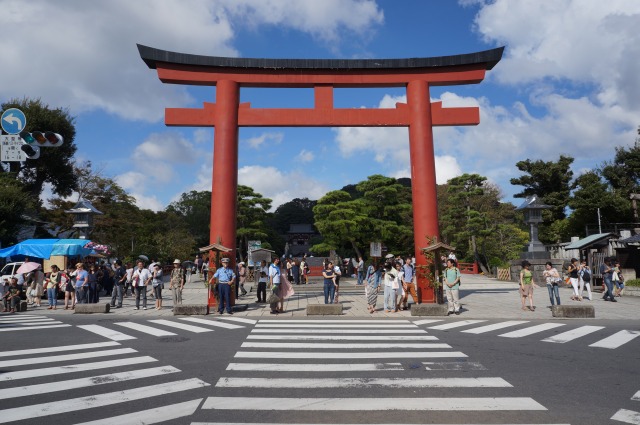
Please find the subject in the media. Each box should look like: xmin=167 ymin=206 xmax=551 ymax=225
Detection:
xmin=16 ymin=262 xmax=41 ymax=274
xmin=138 ymin=255 xmax=149 ymax=261
xmin=182 ymin=260 xmax=195 ymax=268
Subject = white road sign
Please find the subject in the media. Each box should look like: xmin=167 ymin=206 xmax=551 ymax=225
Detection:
xmin=0 ymin=135 xmax=27 ymax=162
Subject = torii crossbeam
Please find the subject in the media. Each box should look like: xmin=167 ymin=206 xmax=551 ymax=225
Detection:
xmin=138 ymin=44 xmax=503 ymax=303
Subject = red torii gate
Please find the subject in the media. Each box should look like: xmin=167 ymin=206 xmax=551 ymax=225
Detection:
xmin=138 ymin=44 xmax=503 ymax=303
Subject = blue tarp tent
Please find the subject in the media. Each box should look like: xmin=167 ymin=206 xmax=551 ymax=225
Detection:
xmin=0 ymin=239 xmax=94 ymax=259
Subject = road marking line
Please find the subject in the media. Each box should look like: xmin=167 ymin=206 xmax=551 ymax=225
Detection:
xmin=0 ymin=320 xmax=64 ymax=327
xmin=499 ymin=323 xmax=565 ymax=338
xmin=226 ymin=363 xmax=404 ymax=372
xmin=216 ymin=316 xmax=256 ymax=324
xmin=0 ymin=314 xmax=41 ymax=319
xmin=632 ymin=390 xmax=640 ymax=401
xmin=250 ymin=329 xmax=427 ymax=334
xmin=77 ymin=325 xmax=137 ymax=341
xmin=72 ymin=398 xmax=202 ymax=425
xmin=241 ymin=342 xmax=451 ymax=349
xmin=461 ymin=321 xmax=530 ymax=334
xmin=235 ymin=351 xmax=467 ymax=359
xmin=215 ymin=377 xmax=512 ymax=388
xmin=0 ymin=324 xmax=71 ymax=332
xmin=180 ymin=317 xmax=243 ymax=329
xmin=258 ymin=320 xmax=410 ymax=323
xmin=611 ymin=408 xmax=640 ymax=424
xmin=149 ymin=319 xmax=213 ymax=333
xmin=0 ymin=356 xmax=157 ymax=382
xmin=542 ymin=325 xmax=605 ymax=343
xmin=589 ymin=330 xmax=640 ymax=349
xmin=201 ymin=396 xmax=546 ymax=411
xmin=114 ymin=322 xmax=177 ymax=336
xmin=246 ymin=335 xmax=438 ymax=341
xmin=255 ymin=324 xmax=416 ymax=328
xmin=0 ymin=348 xmax=137 ymax=368
xmin=0 ymin=318 xmax=55 ymax=324
xmin=423 ymin=361 xmax=487 ymax=371
xmin=0 ymin=366 xmax=180 ymax=399
xmin=413 ymin=319 xmax=444 ymax=325
xmin=428 ymin=320 xmax=487 ymax=330
xmin=0 ymin=378 xmax=209 ymax=424
xmin=0 ymin=341 xmax=120 ymax=358
xmin=192 ymin=423 xmax=570 ymax=425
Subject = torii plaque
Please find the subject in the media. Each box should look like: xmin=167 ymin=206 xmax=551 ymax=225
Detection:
xmin=138 ymin=44 xmax=503 ymax=303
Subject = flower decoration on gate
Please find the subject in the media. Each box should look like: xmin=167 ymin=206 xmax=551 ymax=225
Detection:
xmin=83 ymin=241 xmax=111 ymax=256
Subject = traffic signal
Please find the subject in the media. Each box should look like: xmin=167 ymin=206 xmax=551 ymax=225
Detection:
xmin=20 ymin=143 xmax=40 ymax=159
xmin=19 ymin=131 xmax=63 ymax=147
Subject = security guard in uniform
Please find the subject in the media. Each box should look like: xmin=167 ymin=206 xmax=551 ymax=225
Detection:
xmin=213 ymin=258 xmax=236 ymax=314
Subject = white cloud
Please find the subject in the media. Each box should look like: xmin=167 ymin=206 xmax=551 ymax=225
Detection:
xmin=0 ymin=0 xmax=383 ymax=122
xmin=115 ymin=171 xmax=147 ymax=192
xmin=133 ymin=132 xmax=199 ymax=164
xmin=243 ymin=132 xmax=284 ymax=149
xmin=296 ymin=149 xmax=315 ymax=163
xmin=129 ymin=192 xmax=165 ymax=212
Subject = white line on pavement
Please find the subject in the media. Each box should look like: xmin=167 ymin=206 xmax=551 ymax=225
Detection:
xmin=240 ymin=342 xmax=451 ymax=349
xmin=258 ymin=320 xmax=410 ymax=323
xmin=149 ymin=319 xmax=213 ymax=333
xmin=428 ymin=320 xmax=487 ymax=330
xmin=0 ymin=378 xmax=209 ymax=424
xmin=215 ymin=377 xmax=512 ymax=388
xmin=226 ymin=363 xmax=404 ymax=372
xmin=0 ymin=366 xmax=180 ymax=399
xmin=0 ymin=320 xmax=65 ymax=327
xmin=201 ymin=396 xmax=546 ymax=411
xmin=246 ymin=335 xmax=438 ymax=341
xmin=77 ymin=325 xmax=137 ymax=341
xmin=499 ymin=323 xmax=565 ymax=338
xmin=180 ymin=317 xmax=243 ymax=329
xmin=412 ymin=319 xmax=444 ymax=325
xmin=542 ymin=325 xmax=605 ymax=343
xmin=215 ymin=316 xmax=256 ymax=324
xmin=0 ymin=318 xmax=55 ymax=324
xmin=0 ymin=356 xmax=157 ymax=382
xmin=633 ymin=390 xmax=640 ymax=401
xmin=235 ymin=351 xmax=467 ymax=359
xmin=72 ymin=398 xmax=202 ymax=425
xmin=610 ymin=408 xmax=640 ymax=424
xmin=461 ymin=321 xmax=529 ymax=334
xmin=255 ymin=324 xmax=416 ymax=328
xmin=114 ymin=322 xmax=177 ymax=337
xmin=250 ymin=329 xmax=427 ymax=334
xmin=0 ymin=324 xmax=71 ymax=332
xmin=423 ymin=361 xmax=487 ymax=371
xmin=0 ymin=348 xmax=137 ymax=368
xmin=589 ymin=330 xmax=640 ymax=349
xmin=0 ymin=341 xmax=120 ymax=357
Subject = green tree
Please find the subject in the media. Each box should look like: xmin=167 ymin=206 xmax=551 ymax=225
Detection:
xmin=510 ymin=155 xmax=574 ymax=243
xmin=312 ymin=190 xmax=368 ymax=257
xmin=1 ymin=98 xmax=78 ymax=198
xmin=270 ymin=198 xmax=317 ymax=234
xmin=0 ymin=174 xmax=33 ymax=246
xmin=236 ymin=185 xmax=272 ymax=262
xmin=167 ymin=190 xmax=211 ymax=247
xmin=600 ymin=134 xmax=640 ymax=221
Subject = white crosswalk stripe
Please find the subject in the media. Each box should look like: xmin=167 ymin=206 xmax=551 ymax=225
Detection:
xmin=611 ymin=408 xmax=640 ymax=424
xmin=0 ymin=315 xmax=70 ymax=332
xmin=461 ymin=320 xmax=529 ymax=334
xmin=78 ymin=324 xmax=138 ymax=341
xmin=180 ymin=317 xmax=244 ymax=329
xmin=542 ymin=325 xmax=605 ymax=343
xmin=150 ymin=319 xmax=214 ymax=333
xmin=115 ymin=321 xmax=177 ymax=336
xmin=0 ymin=337 xmax=210 ymax=424
xmin=590 ymin=330 xmax=640 ymax=349
xmin=199 ymin=318 xmax=552 ymax=424
xmin=499 ymin=323 xmax=566 ymax=338
xmin=427 ymin=320 xmax=487 ymax=330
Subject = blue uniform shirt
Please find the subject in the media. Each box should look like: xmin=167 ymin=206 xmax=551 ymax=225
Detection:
xmin=214 ymin=266 xmax=235 ymax=283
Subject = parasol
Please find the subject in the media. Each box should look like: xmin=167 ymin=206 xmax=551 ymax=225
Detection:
xmin=138 ymin=255 xmax=149 ymax=262
xmin=16 ymin=262 xmax=42 ymax=274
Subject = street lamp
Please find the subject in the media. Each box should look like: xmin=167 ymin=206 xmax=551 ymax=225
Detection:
xmin=516 ymin=196 xmax=551 ymax=259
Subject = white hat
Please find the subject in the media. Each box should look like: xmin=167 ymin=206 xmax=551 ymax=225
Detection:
xmin=173 ymin=259 xmax=181 ymax=264
xmin=238 ymin=261 xmax=245 ymax=266
xmin=385 ymin=253 xmax=394 ymax=259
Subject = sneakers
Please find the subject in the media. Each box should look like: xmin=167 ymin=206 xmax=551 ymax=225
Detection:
xmin=134 ymin=307 xmax=139 ymax=310
xmin=143 ymin=307 xmax=147 ymax=310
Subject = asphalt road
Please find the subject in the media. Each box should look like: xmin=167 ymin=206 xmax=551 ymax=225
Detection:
xmin=1 ymin=314 xmax=639 ymax=424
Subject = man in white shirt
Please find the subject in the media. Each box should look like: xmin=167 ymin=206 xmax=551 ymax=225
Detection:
xmin=268 ymin=258 xmax=281 ymax=314
xmin=132 ymin=260 xmax=151 ymax=310
xmin=356 ymin=257 xmax=365 ymax=285
xmin=333 ymin=262 xmax=342 ymax=303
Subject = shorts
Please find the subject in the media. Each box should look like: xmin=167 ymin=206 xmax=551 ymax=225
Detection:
xmin=520 ymin=284 xmax=533 ymax=297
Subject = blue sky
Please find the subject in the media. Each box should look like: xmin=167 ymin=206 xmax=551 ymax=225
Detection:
xmin=1 ymin=0 xmax=639 ymax=211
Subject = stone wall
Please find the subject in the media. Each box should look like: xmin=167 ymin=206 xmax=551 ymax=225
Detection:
xmin=509 ymin=258 xmax=568 ymax=284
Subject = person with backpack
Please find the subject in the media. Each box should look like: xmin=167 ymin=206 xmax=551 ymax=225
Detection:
xmin=579 ymin=260 xmax=593 ymax=301
xmin=444 ymin=259 xmax=461 ymax=315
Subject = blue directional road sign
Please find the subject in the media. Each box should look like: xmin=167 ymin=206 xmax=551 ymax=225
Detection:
xmin=1 ymin=108 xmax=27 ymax=135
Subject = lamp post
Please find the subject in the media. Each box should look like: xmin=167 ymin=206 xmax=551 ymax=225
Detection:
xmin=65 ymin=199 xmax=103 ymax=239
xmin=516 ymin=196 xmax=551 ymax=259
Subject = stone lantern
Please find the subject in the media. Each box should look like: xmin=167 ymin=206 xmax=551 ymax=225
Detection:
xmin=65 ymin=199 xmax=103 ymax=239
xmin=516 ymin=196 xmax=551 ymax=259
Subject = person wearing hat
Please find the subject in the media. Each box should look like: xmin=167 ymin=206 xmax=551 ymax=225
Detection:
xmin=212 ymin=257 xmax=235 ymax=314
xmin=170 ymin=259 xmax=186 ymax=307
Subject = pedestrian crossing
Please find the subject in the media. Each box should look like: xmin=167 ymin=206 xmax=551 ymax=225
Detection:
xmin=0 ymin=339 xmax=209 ymax=424
xmin=194 ymin=318 xmax=566 ymax=425
xmin=77 ymin=316 xmax=249 ymax=340
xmin=611 ymin=388 xmax=640 ymax=424
xmin=0 ymin=314 xmax=70 ymax=332
xmin=414 ymin=319 xmax=640 ymax=350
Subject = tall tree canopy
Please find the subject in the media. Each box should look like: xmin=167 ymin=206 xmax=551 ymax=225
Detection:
xmin=270 ymin=198 xmax=316 ymax=234
xmin=0 ymin=174 xmax=33 ymax=247
xmin=166 ymin=190 xmax=211 ymax=248
xmin=236 ymin=185 xmax=272 ymax=261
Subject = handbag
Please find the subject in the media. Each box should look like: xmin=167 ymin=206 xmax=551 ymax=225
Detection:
xmin=266 ymin=292 xmax=281 ymax=304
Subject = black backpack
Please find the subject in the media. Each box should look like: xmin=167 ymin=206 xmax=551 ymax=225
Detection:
xmin=582 ymin=268 xmax=591 ymax=282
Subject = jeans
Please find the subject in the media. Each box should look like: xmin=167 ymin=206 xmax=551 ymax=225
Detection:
xmin=76 ymin=287 xmax=87 ymax=303
xmin=47 ymin=288 xmax=57 ymax=306
xmin=603 ymin=276 xmax=615 ymax=300
xmin=357 ymin=270 xmax=364 ymax=285
xmin=218 ymin=282 xmax=232 ymax=313
xmin=88 ymin=282 xmax=98 ymax=303
xmin=135 ymin=285 xmax=147 ymax=308
xmin=110 ymin=283 xmax=123 ymax=307
xmin=546 ymin=284 xmax=561 ymax=305
xmin=323 ymin=282 xmax=335 ymax=304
